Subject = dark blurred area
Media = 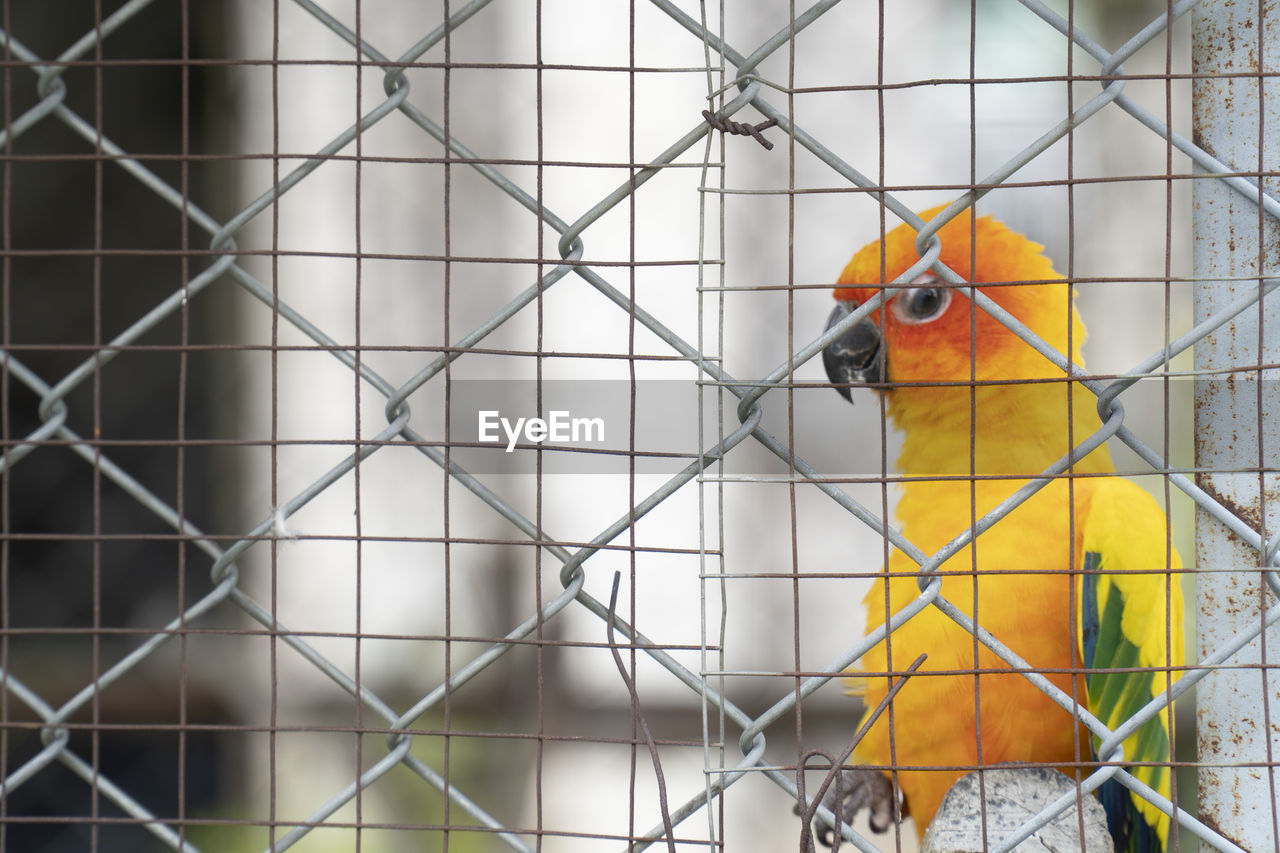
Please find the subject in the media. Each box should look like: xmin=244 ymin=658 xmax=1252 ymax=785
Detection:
xmin=2 ymin=2 xmax=237 ymax=849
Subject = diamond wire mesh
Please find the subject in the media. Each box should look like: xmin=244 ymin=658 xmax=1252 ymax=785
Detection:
xmin=0 ymin=1 xmax=1277 ymax=852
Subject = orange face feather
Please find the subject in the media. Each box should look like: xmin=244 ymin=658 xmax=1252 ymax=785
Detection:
xmin=833 ymin=204 xmax=1084 ymax=387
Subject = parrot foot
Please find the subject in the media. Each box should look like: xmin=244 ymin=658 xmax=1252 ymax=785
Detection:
xmin=814 ymin=768 xmax=901 ymax=845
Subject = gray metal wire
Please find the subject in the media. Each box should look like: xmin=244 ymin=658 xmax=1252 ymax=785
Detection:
xmin=1 ymin=1 xmax=1277 ymax=851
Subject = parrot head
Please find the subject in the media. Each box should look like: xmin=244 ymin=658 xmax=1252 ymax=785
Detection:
xmin=823 ymin=205 xmax=1084 ymax=403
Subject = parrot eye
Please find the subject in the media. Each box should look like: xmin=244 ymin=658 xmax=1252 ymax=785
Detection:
xmin=891 ymin=275 xmax=952 ymax=325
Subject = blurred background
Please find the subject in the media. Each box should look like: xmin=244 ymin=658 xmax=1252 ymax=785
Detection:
xmin=2 ymin=1 xmax=1199 ymax=850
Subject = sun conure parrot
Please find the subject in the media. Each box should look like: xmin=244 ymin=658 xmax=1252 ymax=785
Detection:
xmin=819 ymin=205 xmax=1184 ymax=852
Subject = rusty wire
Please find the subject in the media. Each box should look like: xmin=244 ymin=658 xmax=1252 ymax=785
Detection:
xmin=0 ymin=1 xmax=1277 ymax=852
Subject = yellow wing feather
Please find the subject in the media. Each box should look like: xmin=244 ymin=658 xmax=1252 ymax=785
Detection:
xmin=1077 ymin=477 xmax=1184 ymax=852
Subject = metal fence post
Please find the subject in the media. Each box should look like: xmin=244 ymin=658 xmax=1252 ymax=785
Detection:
xmin=1192 ymin=2 xmax=1280 ymax=850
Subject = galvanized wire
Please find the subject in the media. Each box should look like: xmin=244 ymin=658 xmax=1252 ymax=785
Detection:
xmin=1 ymin=1 xmax=1277 ymax=851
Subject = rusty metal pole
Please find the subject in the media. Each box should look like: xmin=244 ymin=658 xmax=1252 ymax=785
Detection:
xmin=1192 ymin=1 xmax=1280 ymax=850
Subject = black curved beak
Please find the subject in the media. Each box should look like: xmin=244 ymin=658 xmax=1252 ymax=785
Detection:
xmin=822 ymin=300 xmax=883 ymax=403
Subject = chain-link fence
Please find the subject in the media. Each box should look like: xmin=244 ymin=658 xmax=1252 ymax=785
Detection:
xmin=3 ymin=1 xmax=1278 ymax=851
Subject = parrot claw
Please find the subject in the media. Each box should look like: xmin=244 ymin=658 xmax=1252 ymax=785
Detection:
xmin=813 ymin=768 xmax=901 ymax=845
